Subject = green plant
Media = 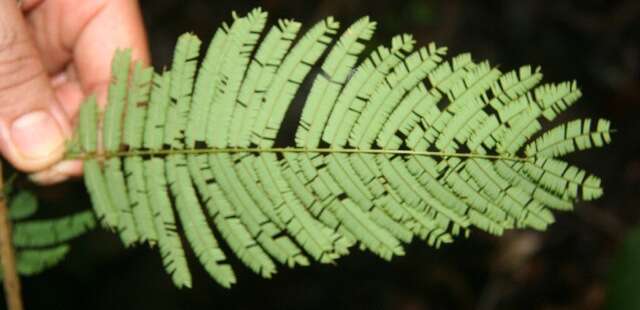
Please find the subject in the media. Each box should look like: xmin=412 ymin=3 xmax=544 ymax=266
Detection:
xmin=2 ymin=190 xmax=95 ymax=278
xmin=38 ymin=7 xmax=612 ymax=289
xmin=607 ymin=226 xmax=640 ymax=310
xmin=0 ymin=181 xmax=95 ymax=310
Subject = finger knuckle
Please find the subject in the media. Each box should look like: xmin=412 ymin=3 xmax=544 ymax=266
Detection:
xmin=0 ymin=27 xmax=19 ymax=52
xmin=0 ymin=35 xmax=44 ymax=96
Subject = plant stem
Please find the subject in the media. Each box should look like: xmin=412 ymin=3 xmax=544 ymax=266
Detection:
xmin=0 ymin=163 xmax=23 ymax=310
xmin=66 ymin=147 xmax=531 ymax=162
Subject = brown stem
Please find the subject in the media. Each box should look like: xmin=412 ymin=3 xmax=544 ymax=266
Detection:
xmin=0 ymin=163 xmax=23 ymax=310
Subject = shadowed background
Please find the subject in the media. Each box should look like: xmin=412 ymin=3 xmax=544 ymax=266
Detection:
xmin=7 ymin=0 xmax=640 ymax=309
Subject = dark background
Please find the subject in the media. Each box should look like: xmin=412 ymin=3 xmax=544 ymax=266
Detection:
xmin=8 ymin=0 xmax=640 ymax=309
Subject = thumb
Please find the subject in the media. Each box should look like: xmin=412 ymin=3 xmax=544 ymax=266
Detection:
xmin=0 ymin=1 xmax=71 ymax=172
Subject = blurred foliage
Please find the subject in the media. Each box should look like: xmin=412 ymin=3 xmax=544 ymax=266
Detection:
xmin=0 ymin=190 xmax=96 ymax=279
xmin=606 ymin=226 xmax=640 ymax=310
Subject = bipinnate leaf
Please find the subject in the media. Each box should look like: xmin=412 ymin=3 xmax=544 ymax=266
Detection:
xmin=71 ymin=8 xmax=612 ymax=288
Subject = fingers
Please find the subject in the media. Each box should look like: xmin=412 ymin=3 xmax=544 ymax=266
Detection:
xmin=19 ymin=0 xmax=44 ymax=12
xmin=25 ymin=0 xmax=110 ymax=76
xmin=23 ymin=0 xmax=148 ymax=183
xmin=0 ymin=0 xmax=71 ymax=172
xmin=73 ymin=0 xmax=150 ymax=102
xmin=0 ymin=0 xmax=150 ymax=181
xmin=28 ymin=159 xmax=82 ymax=185
xmin=24 ymin=0 xmax=110 ymax=120
xmin=24 ymin=0 xmax=149 ymax=118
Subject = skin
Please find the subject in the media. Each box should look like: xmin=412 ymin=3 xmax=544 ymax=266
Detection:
xmin=0 ymin=0 xmax=149 ymax=184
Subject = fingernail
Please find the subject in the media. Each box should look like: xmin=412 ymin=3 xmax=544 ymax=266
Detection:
xmin=10 ymin=110 xmax=65 ymax=160
xmin=29 ymin=160 xmax=83 ymax=184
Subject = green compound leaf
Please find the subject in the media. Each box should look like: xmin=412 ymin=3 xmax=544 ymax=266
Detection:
xmin=2 ymin=191 xmax=96 ymax=279
xmin=8 ymin=191 xmax=37 ymax=221
xmin=71 ymin=8 xmax=613 ymax=288
xmin=12 ymin=211 xmax=95 ymax=248
xmin=15 ymin=245 xmax=70 ymax=276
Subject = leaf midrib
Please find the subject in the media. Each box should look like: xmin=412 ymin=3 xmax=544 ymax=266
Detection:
xmin=67 ymin=147 xmax=530 ymax=162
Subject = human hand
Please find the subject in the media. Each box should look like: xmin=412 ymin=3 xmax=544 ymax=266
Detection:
xmin=0 ymin=0 xmax=149 ymax=184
